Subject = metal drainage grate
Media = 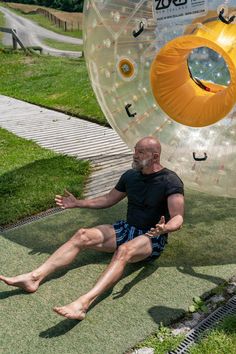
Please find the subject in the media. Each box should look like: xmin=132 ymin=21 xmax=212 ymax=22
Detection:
xmin=0 ymin=207 xmax=65 ymax=232
xmin=169 ymin=295 xmax=236 ymax=354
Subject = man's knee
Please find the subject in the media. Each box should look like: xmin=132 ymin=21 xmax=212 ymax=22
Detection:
xmin=71 ymin=228 xmax=91 ymax=248
xmin=114 ymin=243 xmax=133 ymax=263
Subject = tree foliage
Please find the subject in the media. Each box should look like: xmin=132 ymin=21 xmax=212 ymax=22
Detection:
xmin=3 ymin=0 xmax=84 ymax=12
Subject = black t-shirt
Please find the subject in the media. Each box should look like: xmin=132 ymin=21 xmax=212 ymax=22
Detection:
xmin=115 ymin=168 xmax=184 ymax=230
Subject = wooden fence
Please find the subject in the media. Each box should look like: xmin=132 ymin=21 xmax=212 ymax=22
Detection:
xmin=0 ymin=27 xmax=42 ymax=54
xmin=36 ymin=8 xmax=81 ymax=32
xmin=0 ymin=26 xmax=27 ymax=52
xmin=6 ymin=3 xmax=82 ymax=32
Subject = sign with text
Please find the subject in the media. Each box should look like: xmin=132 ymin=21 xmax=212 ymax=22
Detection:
xmin=153 ymin=0 xmax=208 ymax=21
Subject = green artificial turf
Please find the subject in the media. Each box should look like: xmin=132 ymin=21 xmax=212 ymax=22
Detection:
xmin=0 ymin=191 xmax=235 ymax=354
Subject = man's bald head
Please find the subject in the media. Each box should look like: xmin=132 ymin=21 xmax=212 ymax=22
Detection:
xmin=133 ymin=137 xmax=163 ymax=173
xmin=136 ymin=136 xmax=162 ymax=155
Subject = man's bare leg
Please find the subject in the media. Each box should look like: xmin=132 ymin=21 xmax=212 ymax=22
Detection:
xmin=53 ymin=235 xmax=153 ymax=320
xmin=0 ymin=225 xmax=116 ymax=293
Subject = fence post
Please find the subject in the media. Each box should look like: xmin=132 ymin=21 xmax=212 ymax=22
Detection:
xmin=12 ymin=34 xmax=17 ymax=50
xmin=11 ymin=29 xmax=27 ymax=53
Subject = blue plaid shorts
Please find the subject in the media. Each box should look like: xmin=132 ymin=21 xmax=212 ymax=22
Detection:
xmin=113 ymin=220 xmax=168 ymax=261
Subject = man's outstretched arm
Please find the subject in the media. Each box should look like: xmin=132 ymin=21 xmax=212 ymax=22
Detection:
xmin=55 ymin=188 xmax=127 ymax=210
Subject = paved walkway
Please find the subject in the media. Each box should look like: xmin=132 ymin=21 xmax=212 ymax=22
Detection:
xmin=0 ymin=95 xmax=132 ymax=197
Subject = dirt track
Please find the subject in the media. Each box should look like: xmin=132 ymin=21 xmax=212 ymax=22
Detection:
xmin=0 ymin=6 xmax=83 ymax=58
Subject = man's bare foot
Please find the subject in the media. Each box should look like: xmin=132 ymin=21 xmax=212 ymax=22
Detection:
xmin=0 ymin=272 xmax=41 ymax=293
xmin=53 ymin=298 xmax=89 ymax=320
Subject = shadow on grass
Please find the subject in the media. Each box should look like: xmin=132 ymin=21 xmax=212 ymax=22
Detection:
xmin=0 ymin=154 xmax=90 ymax=227
xmin=112 ymin=261 xmax=158 ymax=299
xmin=184 ymin=189 xmax=236 ymax=227
xmin=149 ymin=305 xmax=185 ymax=326
xmin=0 ymin=263 xmax=158 ymax=338
xmin=38 ymin=263 xmax=159 ymax=339
xmin=39 ymin=292 xmax=185 ymax=339
xmin=2 ymin=189 xmax=235 ymax=267
xmin=176 ymin=266 xmax=227 ymax=286
xmin=0 ymin=288 xmax=23 ymax=299
xmin=39 ymin=289 xmax=114 ymax=338
xmin=39 ymin=319 xmax=79 ymax=338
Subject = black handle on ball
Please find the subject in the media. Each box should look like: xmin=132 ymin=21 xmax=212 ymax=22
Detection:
xmin=125 ymin=104 xmax=137 ymax=118
xmin=219 ymin=8 xmax=235 ymax=24
xmin=133 ymin=21 xmax=144 ymax=38
xmin=193 ymin=152 xmax=208 ymax=161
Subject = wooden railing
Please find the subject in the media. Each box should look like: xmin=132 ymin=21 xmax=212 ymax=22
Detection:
xmin=0 ymin=26 xmax=27 ymax=52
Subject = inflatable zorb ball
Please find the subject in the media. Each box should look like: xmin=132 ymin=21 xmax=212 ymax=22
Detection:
xmin=83 ymin=0 xmax=236 ymax=198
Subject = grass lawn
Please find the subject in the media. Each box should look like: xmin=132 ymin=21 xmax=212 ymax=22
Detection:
xmin=42 ymin=38 xmax=83 ymax=52
xmin=0 ymin=127 xmax=90 ymax=226
xmin=0 ymin=52 xmax=105 ymax=124
xmin=190 ymin=315 xmax=236 ymax=354
xmin=134 ymin=324 xmax=184 ymax=353
xmin=133 ymin=314 xmax=236 ymax=354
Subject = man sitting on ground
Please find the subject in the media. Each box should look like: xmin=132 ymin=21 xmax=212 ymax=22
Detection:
xmin=0 ymin=136 xmax=184 ymax=320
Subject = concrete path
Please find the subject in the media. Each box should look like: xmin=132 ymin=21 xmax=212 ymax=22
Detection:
xmin=0 ymin=95 xmax=132 ymax=197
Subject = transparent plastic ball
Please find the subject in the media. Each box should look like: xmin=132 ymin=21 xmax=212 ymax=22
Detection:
xmin=83 ymin=0 xmax=236 ymax=197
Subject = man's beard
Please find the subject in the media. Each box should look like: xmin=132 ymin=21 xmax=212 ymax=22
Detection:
xmin=132 ymin=158 xmax=151 ymax=171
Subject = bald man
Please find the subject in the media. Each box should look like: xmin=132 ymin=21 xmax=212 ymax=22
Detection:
xmin=0 ymin=137 xmax=184 ymax=320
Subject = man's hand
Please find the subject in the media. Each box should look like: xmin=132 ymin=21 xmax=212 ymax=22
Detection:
xmin=145 ymin=216 xmax=166 ymax=238
xmin=55 ymin=190 xmax=78 ymax=209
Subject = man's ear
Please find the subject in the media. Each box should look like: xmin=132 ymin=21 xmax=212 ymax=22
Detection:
xmin=153 ymin=152 xmax=159 ymax=161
